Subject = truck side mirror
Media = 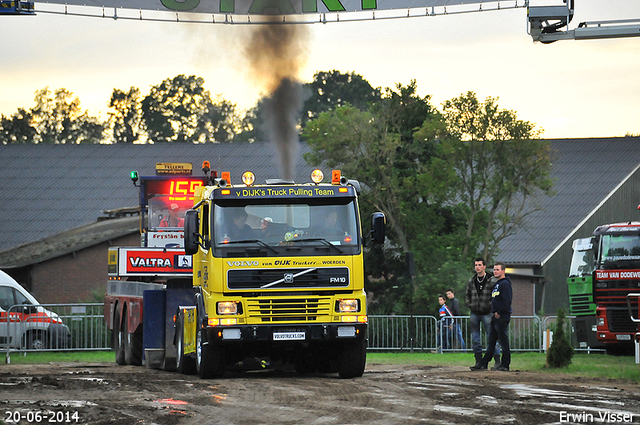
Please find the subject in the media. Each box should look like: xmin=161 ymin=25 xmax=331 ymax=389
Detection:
xmin=184 ymin=209 xmax=200 ymax=255
xmin=370 ymin=212 xmax=386 ymax=245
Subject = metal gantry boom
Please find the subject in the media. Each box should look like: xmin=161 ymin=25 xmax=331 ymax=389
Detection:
xmin=528 ymin=1 xmax=640 ymax=43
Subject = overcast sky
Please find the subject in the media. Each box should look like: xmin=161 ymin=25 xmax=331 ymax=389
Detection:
xmin=1 ymin=1 xmax=639 ymax=139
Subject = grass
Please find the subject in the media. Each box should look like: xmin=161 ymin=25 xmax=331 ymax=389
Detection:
xmin=367 ymin=351 xmax=640 ymax=383
xmin=2 ymin=350 xmax=639 ymax=384
xmin=2 ymin=350 xmax=114 ymax=365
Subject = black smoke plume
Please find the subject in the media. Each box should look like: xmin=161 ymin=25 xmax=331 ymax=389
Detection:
xmin=244 ymin=22 xmax=309 ymax=181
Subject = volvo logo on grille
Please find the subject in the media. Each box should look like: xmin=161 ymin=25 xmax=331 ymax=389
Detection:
xmin=284 ymin=273 xmax=294 ymax=283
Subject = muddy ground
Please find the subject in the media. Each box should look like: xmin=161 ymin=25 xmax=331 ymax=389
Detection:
xmin=1 ymin=360 xmax=639 ymax=425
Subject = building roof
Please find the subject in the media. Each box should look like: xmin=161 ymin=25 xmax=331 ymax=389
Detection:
xmin=496 ymin=137 xmax=640 ymax=266
xmin=0 ymin=142 xmax=315 ymax=256
xmin=3 ymin=137 xmax=640 ymax=270
xmin=0 ymin=216 xmax=139 ymax=268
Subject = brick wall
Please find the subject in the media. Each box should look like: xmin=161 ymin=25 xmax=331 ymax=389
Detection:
xmin=30 ymin=233 xmax=139 ymax=304
xmin=510 ymin=276 xmax=536 ymax=316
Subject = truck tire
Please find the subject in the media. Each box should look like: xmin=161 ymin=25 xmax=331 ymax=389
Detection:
xmin=114 ymin=306 xmax=126 ymax=365
xmin=196 ymin=325 xmax=225 ymax=379
xmin=338 ymin=339 xmax=366 ymax=379
xmin=176 ymin=315 xmax=196 ymax=375
xmin=123 ymin=308 xmax=142 ymax=366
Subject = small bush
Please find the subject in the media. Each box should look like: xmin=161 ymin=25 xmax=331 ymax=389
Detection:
xmin=546 ymin=308 xmax=574 ymax=368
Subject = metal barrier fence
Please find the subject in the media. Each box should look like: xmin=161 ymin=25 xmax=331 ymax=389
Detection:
xmin=368 ymin=315 xmax=545 ymax=352
xmin=2 ymin=306 xmax=598 ymax=358
xmin=3 ymin=303 xmax=110 ymax=358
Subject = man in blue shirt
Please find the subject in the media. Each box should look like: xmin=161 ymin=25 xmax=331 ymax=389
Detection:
xmin=470 ymin=262 xmax=512 ymax=371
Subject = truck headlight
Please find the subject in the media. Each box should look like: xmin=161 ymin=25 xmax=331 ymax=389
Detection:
xmin=597 ymin=318 xmax=605 ymax=327
xmin=217 ymin=301 xmax=241 ymax=315
xmin=337 ymin=299 xmax=359 ymax=313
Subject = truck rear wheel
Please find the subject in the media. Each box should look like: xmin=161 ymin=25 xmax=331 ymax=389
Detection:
xmin=123 ymin=309 xmax=142 ymax=366
xmin=196 ymin=326 xmax=225 ymax=379
xmin=176 ymin=314 xmax=196 ymax=375
xmin=114 ymin=306 xmax=125 ymax=365
xmin=338 ymin=339 xmax=366 ymax=379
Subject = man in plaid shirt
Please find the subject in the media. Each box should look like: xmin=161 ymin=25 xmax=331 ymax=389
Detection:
xmin=465 ymin=258 xmax=501 ymax=369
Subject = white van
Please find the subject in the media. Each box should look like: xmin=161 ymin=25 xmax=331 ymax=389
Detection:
xmin=0 ymin=270 xmax=71 ymax=350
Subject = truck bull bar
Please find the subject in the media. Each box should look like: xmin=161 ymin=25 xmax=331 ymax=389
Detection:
xmin=626 ymin=293 xmax=640 ymax=364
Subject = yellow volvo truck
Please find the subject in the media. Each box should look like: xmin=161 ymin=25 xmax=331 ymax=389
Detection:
xmin=177 ymin=168 xmax=385 ymax=378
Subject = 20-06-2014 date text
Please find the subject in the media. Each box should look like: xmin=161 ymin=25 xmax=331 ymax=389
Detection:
xmin=4 ymin=410 xmax=80 ymax=423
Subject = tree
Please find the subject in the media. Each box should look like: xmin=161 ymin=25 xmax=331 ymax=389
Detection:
xmin=30 ymin=87 xmax=104 ymax=144
xmin=546 ymin=308 xmax=574 ymax=368
xmin=233 ymin=105 xmax=261 ymax=143
xmin=0 ymin=108 xmax=35 ymax=144
xmin=141 ymin=75 xmax=240 ymax=143
xmin=142 ymin=75 xmax=209 ymax=143
xmin=197 ymin=95 xmax=242 ymax=144
xmin=428 ymin=91 xmax=554 ymax=261
xmin=303 ymin=82 xmax=437 ymax=254
xmin=301 ymin=70 xmax=381 ymax=126
xmin=302 ymin=81 xmax=469 ymax=314
xmin=108 ymin=87 xmax=144 ymax=143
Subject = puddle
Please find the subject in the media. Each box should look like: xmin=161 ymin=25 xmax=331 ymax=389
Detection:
xmin=477 ymin=395 xmax=499 ymax=404
xmin=0 ymin=378 xmax=32 ymax=386
xmin=501 ymin=383 xmax=578 ymax=398
xmin=71 ymin=377 xmax=108 ymax=385
xmin=43 ymin=400 xmax=98 ymax=408
xmin=408 ymin=382 xmax=457 ymax=389
xmin=433 ymin=404 xmax=483 ymax=416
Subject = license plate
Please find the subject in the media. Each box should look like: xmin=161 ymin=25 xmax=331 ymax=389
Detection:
xmin=616 ymin=334 xmax=632 ymax=340
xmin=273 ymin=332 xmax=306 ymax=341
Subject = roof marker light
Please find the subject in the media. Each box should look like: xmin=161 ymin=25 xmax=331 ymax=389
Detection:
xmin=332 ymin=170 xmax=341 ymax=185
xmin=242 ymin=171 xmax=255 ymax=186
xmin=221 ymin=171 xmax=231 ymax=186
xmin=311 ymin=169 xmax=324 ymax=184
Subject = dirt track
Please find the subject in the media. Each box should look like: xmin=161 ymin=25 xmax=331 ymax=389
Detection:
xmin=1 ymin=361 xmax=640 ymax=425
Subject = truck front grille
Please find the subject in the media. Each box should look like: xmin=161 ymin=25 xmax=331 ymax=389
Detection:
xmin=607 ymin=307 xmax=638 ymax=333
xmin=246 ymin=297 xmax=332 ymax=322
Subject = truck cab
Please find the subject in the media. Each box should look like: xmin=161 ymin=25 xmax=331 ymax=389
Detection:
xmin=179 ymin=169 xmax=385 ymax=378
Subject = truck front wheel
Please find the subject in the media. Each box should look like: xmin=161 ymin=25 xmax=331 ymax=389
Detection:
xmin=338 ymin=339 xmax=367 ymax=379
xmin=196 ymin=326 xmax=225 ymax=379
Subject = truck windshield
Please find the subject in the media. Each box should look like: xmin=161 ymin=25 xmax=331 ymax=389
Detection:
xmin=148 ymin=195 xmax=189 ymax=231
xmin=212 ymin=200 xmax=359 ymax=254
xmin=599 ymin=234 xmax=640 ymax=269
xmin=569 ymin=238 xmax=595 ymax=277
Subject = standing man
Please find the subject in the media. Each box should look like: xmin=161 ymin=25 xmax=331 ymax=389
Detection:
xmin=471 ymin=262 xmax=512 ymax=371
xmin=464 ymin=258 xmax=500 ymax=369
xmin=445 ymin=289 xmax=465 ymax=349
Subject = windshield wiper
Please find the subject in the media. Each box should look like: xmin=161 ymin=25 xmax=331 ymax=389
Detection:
xmin=290 ymin=238 xmax=343 ymax=253
xmin=223 ymin=239 xmax=278 ymax=254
